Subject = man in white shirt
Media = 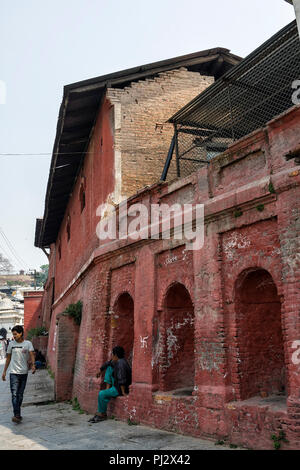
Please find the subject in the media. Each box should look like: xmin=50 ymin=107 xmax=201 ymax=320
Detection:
xmin=1 ymin=325 xmax=36 ymax=423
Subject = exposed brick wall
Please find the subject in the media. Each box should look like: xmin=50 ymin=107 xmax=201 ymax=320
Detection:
xmin=107 ymin=69 xmax=214 ymax=197
xmin=55 ymin=314 xmax=79 ymax=401
xmin=235 ymin=269 xmax=285 ymax=399
xmin=153 ymin=245 xmax=194 ymax=391
xmin=108 ymin=390 xmax=291 ymax=449
xmin=161 ymin=283 xmax=194 ymax=391
xmin=221 ymin=218 xmax=285 ymax=401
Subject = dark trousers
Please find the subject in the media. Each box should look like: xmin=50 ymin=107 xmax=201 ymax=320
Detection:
xmin=10 ymin=373 xmax=28 ymax=417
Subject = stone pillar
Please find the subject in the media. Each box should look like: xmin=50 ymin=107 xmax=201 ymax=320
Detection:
xmin=131 ymin=245 xmax=156 ymax=399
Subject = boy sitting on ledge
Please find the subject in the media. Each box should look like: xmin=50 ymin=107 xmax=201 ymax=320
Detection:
xmin=88 ymin=345 xmax=132 ymax=423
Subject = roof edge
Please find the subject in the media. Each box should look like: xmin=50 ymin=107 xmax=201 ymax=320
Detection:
xmin=37 ymin=48 xmax=242 ymax=247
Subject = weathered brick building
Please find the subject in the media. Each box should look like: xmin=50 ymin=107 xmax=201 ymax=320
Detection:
xmin=23 ymin=290 xmax=43 ymax=337
xmin=35 ymin=25 xmax=300 ymax=449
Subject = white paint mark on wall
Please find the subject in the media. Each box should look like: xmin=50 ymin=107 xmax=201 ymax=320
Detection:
xmin=151 ymin=331 xmax=163 ymax=368
xmin=223 ymin=233 xmax=251 ymax=260
xmin=140 ymin=335 xmax=149 ymax=349
xmin=182 ymin=248 xmax=188 ymax=261
xmin=152 ymin=314 xmax=194 ymax=370
xmin=129 ymin=407 xmax=137 ymax=420
xmin=291 ymin=340 xmax=300 ymax=365
xmin=271 ymin=248 xmax=281 ymax=257
xmin=52 ymin=324 xmax=57 ymax=352
xmin=164 ymin=255 xmax=178 ymax=266
xmin=165 ymin=314 xmax=194 ymax=368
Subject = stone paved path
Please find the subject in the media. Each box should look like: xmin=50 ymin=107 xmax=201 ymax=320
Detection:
xmin=0 ymin=360 xmax=240 ymax=450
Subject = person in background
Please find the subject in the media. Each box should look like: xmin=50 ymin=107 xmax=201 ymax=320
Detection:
xmin=34 ymin=349 xmax=46 ymax=369
xmin=0 ymin=337 xmax=5 ymax=360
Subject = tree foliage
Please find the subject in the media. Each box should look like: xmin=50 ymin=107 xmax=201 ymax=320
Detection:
xmin=63 ymin=301 xmax=82 ymax=325
xmin=34 ymin=264 xmax=49 ymax=287
xmin=0 ymin=253 xmax=13 ymax=274
xmin=26 ymin=326 xmax=48 ymax=341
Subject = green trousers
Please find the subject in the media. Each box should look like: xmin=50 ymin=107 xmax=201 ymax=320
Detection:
xmin=98 ymin=366 xmax=119 ymax=413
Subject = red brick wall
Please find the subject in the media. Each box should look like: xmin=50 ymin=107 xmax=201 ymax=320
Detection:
xmin=42 ymin=106 xmax=300 ymax=449
xmin=41 ymin=243 xmax=56 ymax=330
xmin=235 ymin=268 xmax=285 ymax=399
xmin=55 ymin=313 xmax=79 ymax=401
xmin=221 ymin=219 xmax=285 ymax=401
xmin=109 ymin=292 xmax=134 ymax=366
xmin=53 ymin=97 xmax=115 ymax=298
xmin=50 ymin=70 xmax=213 ymax=300
xmin=161 ymin=283 xmax=194 ymax=391
xmin=41 ymin=277 xmax=54 ymax=331
xmin=23 ymin=291 xmax=43 ymax=337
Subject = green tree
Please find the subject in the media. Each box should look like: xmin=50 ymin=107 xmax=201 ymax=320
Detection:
xmin=34 ymin=265 xmax=49 ymax=287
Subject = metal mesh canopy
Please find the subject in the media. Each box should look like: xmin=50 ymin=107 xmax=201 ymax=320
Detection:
xmin=163 ymin=20 xmax=300 ymax=179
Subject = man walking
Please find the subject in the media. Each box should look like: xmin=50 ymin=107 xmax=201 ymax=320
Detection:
xmin=1 ymin=325 xmax=36 ymax=423
xmin=89 ymin=346 xmax=132 ymax=423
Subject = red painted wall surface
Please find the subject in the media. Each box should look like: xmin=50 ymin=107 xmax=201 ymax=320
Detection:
xmin=23 ymin=291 xmax=43 ymax=337
xmin=53 ymin=97 xmax=115 ymax=298
xmin=42 ymin=106 xmax=300 ymax=449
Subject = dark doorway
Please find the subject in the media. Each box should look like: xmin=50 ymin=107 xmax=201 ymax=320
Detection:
xmin=110 ymin=292 xmax=134 ymax=366
xmin=235 ymin=269 xmax=286 ymax=400
xmin=160 ymin=283 xmax=194 ymax=391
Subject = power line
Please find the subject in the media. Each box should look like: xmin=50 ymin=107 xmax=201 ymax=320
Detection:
xmin=0 ymin=153 xmax=52 ymax=156
xmin=0 ymin=250 xmax=20 ymax=273
xmin=0 ymin=236 xmax=24 ymax=270
xmin=0 ymin=228 xmax=29 ymax=270
xmin=0 ymin=242 xmax=15 ymax=267
xmin=0 ymin=150 xmax=103 ymax=157
xmin=0 ymin=229 xmax=28 ymax=268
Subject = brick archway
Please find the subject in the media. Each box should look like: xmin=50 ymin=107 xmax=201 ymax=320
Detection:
xmin=234 ymin=268 xmax=286 ymax=400
xmin=109 ymin=292 xmax=134 ymax=366
xmin=158 ymin=282 xmax=194 ymax=392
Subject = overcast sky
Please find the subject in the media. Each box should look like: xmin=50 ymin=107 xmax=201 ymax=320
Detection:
xmin=0 ymin=0 xmax=295 ymax=273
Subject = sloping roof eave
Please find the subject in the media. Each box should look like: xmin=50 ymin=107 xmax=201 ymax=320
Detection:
xmin=37 ymin=48 xmax=242 ymax=248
